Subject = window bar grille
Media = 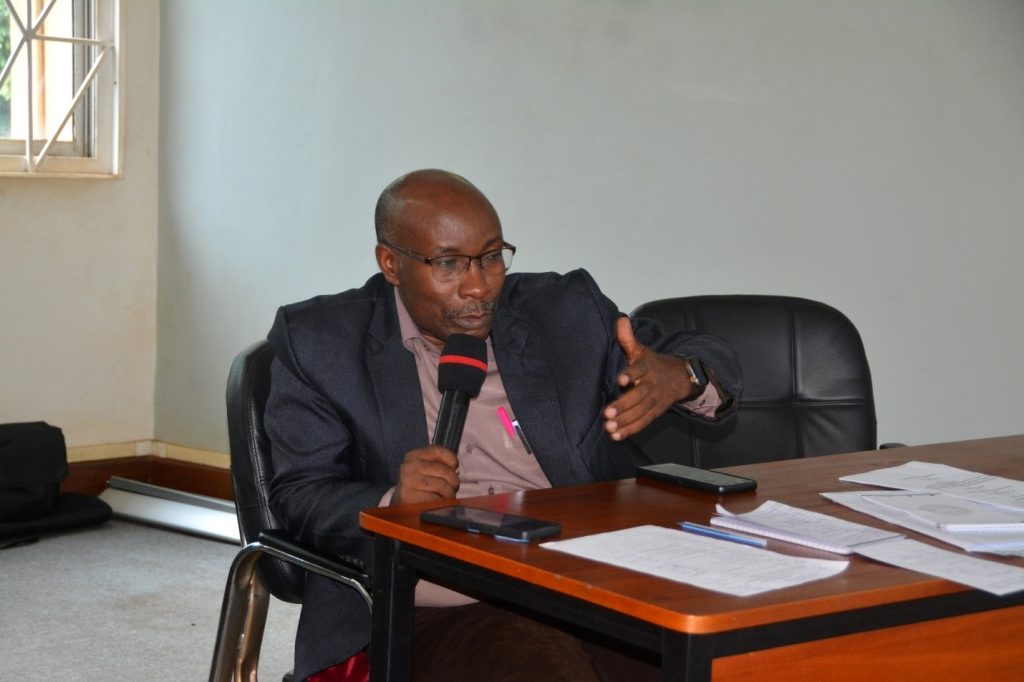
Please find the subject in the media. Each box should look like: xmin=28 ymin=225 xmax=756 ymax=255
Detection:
xmin=24 ymin=1 xmax=34 ymax=171
xmin=1 ymin=0 xmax=113 ymax=171
xmin=35 ymin=44 xmax=108 ymax=166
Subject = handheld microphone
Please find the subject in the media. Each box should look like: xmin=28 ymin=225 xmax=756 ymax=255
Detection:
xmin=431 ymin=334 xmax=488 ymax=453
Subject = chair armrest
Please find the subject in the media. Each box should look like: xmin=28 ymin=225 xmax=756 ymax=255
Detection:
xmin=879 ymin=442 xmax=907 ymax=449
xmin=256 ymin=528 xmax=372 ymax=593
xmin=210 ymin=529 xmax=372 ymax=682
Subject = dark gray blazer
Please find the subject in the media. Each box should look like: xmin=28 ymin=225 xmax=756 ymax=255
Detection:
xmin=264 ymin=269 xmax=740 ymax=678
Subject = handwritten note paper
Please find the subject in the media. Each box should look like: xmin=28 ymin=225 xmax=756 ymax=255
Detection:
xmin=541 ymin=525 xmax=848 ymax=597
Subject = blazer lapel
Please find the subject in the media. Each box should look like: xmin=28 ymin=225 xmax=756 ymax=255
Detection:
xmin=365 ymin=286 xmax=428 ymax=481
xmin=491 ymin=309 xmax=591 ymax=487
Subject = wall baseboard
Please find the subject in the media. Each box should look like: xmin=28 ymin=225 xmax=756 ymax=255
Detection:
xmin=67 ymin=440 xmax=230 ymax=469
xmin=64 ymin=455 xmax=233 ymax=501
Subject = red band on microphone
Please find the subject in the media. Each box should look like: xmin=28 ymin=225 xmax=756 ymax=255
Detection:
xmin=439 ymin=354 xmax=487 ymax=372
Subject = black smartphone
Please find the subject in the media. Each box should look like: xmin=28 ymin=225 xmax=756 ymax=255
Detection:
xmin=420 ymin=505 xmax=561 ymax=542
xmin=636 ymin=462 xmax=757 ymax=494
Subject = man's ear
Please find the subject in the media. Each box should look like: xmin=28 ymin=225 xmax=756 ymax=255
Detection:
xmin=376 ymin=244 xmax=401 ymax=286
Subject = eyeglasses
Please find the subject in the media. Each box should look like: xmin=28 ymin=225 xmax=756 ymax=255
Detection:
xmin=381 ymin=240 xmax=516 ymax=282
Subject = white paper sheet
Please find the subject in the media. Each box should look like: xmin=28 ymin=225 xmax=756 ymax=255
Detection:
xmin=840 ymin=461 xmax=1024 ymax=512
xmin=859 ymin=491 xmax=1024 ymax=531
xmin=712 ymin=500 xmax=904 ymax=554
xmin=854 ymin=537 xmax=1024 ymax=596
xmin=822 ymin=491 xmax=1024 ymax=556
xmin=540 ymin=524 xmax=848 ymax=597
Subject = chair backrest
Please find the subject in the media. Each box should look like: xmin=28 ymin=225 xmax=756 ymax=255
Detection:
xmin=225 ymin=340 xmax=305 ymax=602
xmin=630 ymin=295 xmax=876 ymax=468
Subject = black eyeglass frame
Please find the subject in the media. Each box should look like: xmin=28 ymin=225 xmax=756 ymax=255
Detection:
xmin=379 ymin=240 xmax=517 ymax=274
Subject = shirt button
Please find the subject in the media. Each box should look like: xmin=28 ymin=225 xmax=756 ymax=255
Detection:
xmin=488 ymin=486 xmax=495 ymax=495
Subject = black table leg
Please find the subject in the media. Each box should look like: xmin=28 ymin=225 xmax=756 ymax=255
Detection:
xmin=370 ymin=535 xmax=417 ymax=681
xmin=662 ymin=631 xmax=712 ymax=682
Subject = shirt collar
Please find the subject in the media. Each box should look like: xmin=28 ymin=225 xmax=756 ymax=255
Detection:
xmin=393 ymin=288 xmax=432 ymax=354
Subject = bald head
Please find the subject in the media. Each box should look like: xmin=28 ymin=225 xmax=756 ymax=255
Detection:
xmin=373 ymin=169 xmax=507 ymax=347
xmin=374 ymin=169 xmax=500 ymax=244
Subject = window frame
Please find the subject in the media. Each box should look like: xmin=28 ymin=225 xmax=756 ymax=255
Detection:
xmin=0 ymin=0 xmax=121 ymax=178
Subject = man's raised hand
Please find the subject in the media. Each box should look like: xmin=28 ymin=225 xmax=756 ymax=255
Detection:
xmin=603 ymin=317 xmax=695 ymax=441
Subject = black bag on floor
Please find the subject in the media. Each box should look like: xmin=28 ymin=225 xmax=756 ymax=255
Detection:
xmin=0 ymin=422 xmax=111 ymax=548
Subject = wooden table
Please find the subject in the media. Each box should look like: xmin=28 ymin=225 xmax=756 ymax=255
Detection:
xmin=360 ymin=435 xmax=1024 ymax=681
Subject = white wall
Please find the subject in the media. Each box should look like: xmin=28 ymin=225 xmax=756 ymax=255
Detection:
xmin=0 ymin=2 xmax=159 ymax=447
xmin=91 ymin=1 xmax=1024 ymax=453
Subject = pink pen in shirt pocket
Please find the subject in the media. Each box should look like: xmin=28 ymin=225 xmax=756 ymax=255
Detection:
xmin=496 ymin=406 xmax=516 ymax=439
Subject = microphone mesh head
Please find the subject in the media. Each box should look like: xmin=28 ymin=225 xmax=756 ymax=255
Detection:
xmin=437 ymin=334 xmax=488 ymax=397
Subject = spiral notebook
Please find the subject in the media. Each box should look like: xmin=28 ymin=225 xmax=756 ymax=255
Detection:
xmin=711 ymin=500 xmax=905 ymax=555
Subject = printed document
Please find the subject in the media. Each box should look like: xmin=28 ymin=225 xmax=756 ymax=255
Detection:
xmin=541 ymin=524 xmax=848 ymax=597
xmin=823 ymin=490 xmax=1024 ymax=556
xmin=840 ymin=461 xmax=1024 ymax=512
xmin=859 ymin=492 xmax=1024 ymax=532
xmin=854 ymin=537 xmax=1024 ymax=596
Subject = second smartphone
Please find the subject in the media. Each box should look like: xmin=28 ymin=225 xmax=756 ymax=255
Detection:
xmin=636 ymin=462 xmax=757 ymax=494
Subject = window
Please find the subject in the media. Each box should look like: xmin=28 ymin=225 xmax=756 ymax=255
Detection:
xmin=0 ymin=0 xmax=119 ymax=177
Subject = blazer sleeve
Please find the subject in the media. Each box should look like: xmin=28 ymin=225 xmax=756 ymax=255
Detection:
xmin=263 ymin=306 xmax=391 ymax=568
xmin=630 ymin=312 xmax=742 ymax=423
xmin=514 ymin=268 xmax=741 ymax=428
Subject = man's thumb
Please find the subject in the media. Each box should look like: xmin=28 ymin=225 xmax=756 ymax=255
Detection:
xmin=616 ymin=316 xmax=643 ymax=362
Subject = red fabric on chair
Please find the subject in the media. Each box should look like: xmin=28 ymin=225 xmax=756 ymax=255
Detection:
xmin=306 ymin=651 xmax=369 ymax=682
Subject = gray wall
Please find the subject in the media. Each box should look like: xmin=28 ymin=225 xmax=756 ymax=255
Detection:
xmin=156 ymin=1 xmax=1024 ymax=453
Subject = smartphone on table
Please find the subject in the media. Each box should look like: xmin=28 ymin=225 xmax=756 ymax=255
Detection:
xmin=420 ymin=505 xmax=561 ymax=542
xmin=636 ymin=462 xmax=757 ymax=494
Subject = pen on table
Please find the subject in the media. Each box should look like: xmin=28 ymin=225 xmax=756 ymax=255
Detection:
xmin=678 ymin=521 xmax=767 ymax=548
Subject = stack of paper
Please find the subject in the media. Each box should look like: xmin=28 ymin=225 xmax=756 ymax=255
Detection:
xmin=839 ymin=460 xmax=1024 ymax=512
xmin=825 ymin=461 xmax=1024 ymax=556
xmin=823 ymin=491 xmax=1024 ymax=555
xmin=711 ymin=499 xmax=1024 ymax=595
xmin=859 ymin=492 xmax=1024 ymax=532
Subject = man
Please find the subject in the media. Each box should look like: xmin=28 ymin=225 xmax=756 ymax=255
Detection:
xmin=265 ymin=169 xmax=740 ymax=681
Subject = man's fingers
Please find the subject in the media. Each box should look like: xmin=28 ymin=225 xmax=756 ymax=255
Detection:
xmin=607 ymin=329 xmax=700 ymax=441
xmin=605 ymin=390 xmax=660 ymax=439
xmin=408 ymin=467 xmax=459 ymax=495
xmin=402 ymin=459 xmax=458 ymax=482
xmin=616 ymin=317 xmax=644 ymax=363
xmin=410 ymin=445 xmax=459 ymax=468
xmin=616 ymin=356 xmax=652 ymax=388
xmin=393 ymin=468 xmax=458 ymax=505
xmin=393 ymin=446 xmax=461 ymax=505
xmin=401 ymin=454 xmax=460 ymax=489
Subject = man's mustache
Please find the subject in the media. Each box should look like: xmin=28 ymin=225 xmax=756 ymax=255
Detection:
xmin=446 ymin=301 xmax=498 ymax=319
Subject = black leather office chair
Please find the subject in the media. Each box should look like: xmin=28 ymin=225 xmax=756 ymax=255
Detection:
xmin=630 ymin=295 xmax=887 ymax=468
xmin=209 ymin=341 xmax=372 ymax=682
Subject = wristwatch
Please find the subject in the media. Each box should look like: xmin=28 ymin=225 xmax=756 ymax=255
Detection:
xmin=679 ymin=355 xmax=708 ymax=398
